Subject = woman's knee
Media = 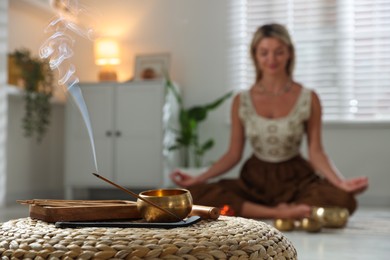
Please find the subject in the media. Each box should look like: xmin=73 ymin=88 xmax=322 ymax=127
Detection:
xmin=338 ymin=193 xmax=357 ymax=215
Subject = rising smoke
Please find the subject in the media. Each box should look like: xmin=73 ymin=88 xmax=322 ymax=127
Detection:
xmin=39 ymin=0 xmax=99 ymax=171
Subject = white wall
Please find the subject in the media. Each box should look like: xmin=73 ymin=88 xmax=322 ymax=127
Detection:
xmin=321 ymin=124 xmax=390 ymax=207
xmin=6 ymin=95 xmax=65 ymax=204
xmin=0 ymin=0 xmax=9 ymax=206
xmin=5 ymin=0 xmax=64 ymax=205
xmin=7 ymin=0 xmax=390 ymax=207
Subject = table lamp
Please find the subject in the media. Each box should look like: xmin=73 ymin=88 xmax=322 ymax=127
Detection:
xmin=94 ymin=38 xmax=121 ymax=81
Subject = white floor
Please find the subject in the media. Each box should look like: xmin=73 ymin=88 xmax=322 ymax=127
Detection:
xmin=282 ymin=207 xmax=390 ymax=260
xmin=1 ymin=205 xmax=389 ymax=260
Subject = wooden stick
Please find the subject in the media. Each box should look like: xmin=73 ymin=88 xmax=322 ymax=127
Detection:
xmin=190 ymin=205 xmax=220 ymax=220
xmin=30 ymin=203 xmax=134 ymax=208
xmin=92 ymin=173 xmax=184 ymax=222
xmin=17 ymin=199 xmax=132 ymax=204
xmin=17 ymin=199 xmax=135 ymax=206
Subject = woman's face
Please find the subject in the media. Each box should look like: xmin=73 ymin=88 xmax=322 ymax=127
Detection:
xmin=255 ymin=37 xmax=290 ymax=77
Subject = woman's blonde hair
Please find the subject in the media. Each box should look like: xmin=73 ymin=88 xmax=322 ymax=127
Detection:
xmin=250 ymin=23 xmax=295 ymax=82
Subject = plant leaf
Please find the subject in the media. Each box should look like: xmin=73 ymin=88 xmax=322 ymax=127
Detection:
xmin=168 ymin=145 xmax=180 ymax=151
xmin=12 ymin=48 xmax=54 ymax=142
xmin=187 ymin=91 xmax=233 ymax=123
xmin=165 ymin=77 xmax=183 ymax=106
xmin=187 ymin=107 xmax=207 ymax=122
xmin=202 ymin=139 xmax=214 ymax=151
xmin=163 ymin=72 xmax=233 ymax=167
xmin=204 ymin=91 xmax=233 ymax=110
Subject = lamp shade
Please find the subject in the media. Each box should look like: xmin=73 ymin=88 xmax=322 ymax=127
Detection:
xmin=94 ymin=39 xmax=121 ymax=66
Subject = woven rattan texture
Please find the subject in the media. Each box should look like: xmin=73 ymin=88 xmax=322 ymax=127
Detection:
xmin=0 ymin=216 xmax=297 ymax=259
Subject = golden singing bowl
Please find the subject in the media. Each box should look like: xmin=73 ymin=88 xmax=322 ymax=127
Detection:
xmin=301 ymin=218 xmax=322 ymax=233
xmin=274 ymin=219 xmax=295 ymax=232
xmin=312 ymin=207 xmax=349 ymax=228
xmin=137 ymin=188 xmax=193 ymax=223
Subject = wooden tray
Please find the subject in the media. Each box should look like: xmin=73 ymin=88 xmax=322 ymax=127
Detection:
xmin=18 ymin=199 xmax=220 ymax=223
xmin=18 ymin=200 xmax=141 ymax=223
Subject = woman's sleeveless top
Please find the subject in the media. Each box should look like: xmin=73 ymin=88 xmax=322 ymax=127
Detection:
xmin=238 ymin=88 xmax=312 ymax=163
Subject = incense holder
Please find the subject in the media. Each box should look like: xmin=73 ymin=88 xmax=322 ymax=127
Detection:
xmin=137 ymin=188 xmax=193 ymax=222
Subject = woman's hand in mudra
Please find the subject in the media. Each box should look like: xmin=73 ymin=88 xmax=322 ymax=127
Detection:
xmin=339 ymin=176 xmax=369 ymax=194
xmin=170 ymin=170 xmax=202 ymax=188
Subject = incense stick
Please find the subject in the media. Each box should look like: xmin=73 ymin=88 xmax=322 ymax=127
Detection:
xmin=17 ymin=199 xmax=134 ymax=206
xmin=92 ymin=173 xmax=184 ymax=222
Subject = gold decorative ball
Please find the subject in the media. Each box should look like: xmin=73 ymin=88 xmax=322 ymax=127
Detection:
xmin=137 ymin=188 xmax=193 ymax=223
xmin=274 ymin=219 xmax=295 ymax=231
xmin=312 ymin=207 xmax=349 ymax=228
xmin=300 ymin=218 xmax=322 ymax=233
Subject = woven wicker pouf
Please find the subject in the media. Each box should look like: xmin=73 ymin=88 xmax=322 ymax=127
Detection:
xmin=0 ymin=216 xmax=297 ymax=259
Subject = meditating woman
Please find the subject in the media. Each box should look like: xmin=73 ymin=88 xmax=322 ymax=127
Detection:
xmin=170 ymin=23 xmax=368 ymax=220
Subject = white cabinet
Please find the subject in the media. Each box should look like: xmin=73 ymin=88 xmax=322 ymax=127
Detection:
xmin=64 ymin=80 xmax=171 ymax=198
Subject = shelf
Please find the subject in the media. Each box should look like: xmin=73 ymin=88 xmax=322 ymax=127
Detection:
xmin=6 ymin=85 xmax=23 ymax=96
xmin=6 ymin=85 xmax=66 ymax=105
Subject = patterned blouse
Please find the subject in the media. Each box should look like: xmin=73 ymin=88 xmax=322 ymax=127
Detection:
xmin=238 ymin=87 xmax=312 ymax=163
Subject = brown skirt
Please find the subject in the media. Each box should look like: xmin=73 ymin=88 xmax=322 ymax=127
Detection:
xmin=188 ymin=155 xmax=357 ymax=216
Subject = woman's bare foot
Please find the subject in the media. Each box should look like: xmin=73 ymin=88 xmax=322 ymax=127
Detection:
xmin=275 ymin=203 xmax=312 ymax=219
xmin=240 ymin=201 xmax=312 ymax=219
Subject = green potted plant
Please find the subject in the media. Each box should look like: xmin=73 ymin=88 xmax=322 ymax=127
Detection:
xmin=165 ymin=77 xmax=233 ymax=168
xmin=10 ymin=49 xmax=54 ymax=142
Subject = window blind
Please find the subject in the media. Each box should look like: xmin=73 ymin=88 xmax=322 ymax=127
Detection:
xmin=229 ymin=0 xmax=390 ymax=122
